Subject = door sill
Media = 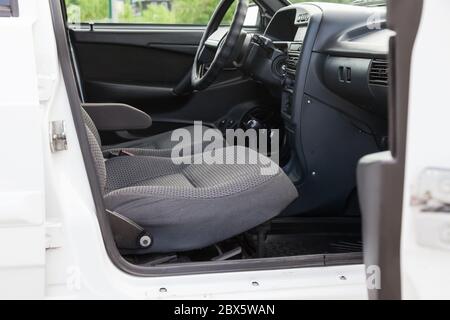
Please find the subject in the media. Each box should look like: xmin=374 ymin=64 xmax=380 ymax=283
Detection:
xmin=121 ymin=252 xmax=363 ymax=277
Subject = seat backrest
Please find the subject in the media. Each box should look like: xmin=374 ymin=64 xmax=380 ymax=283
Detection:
xmin=82 ymin=108 xmax=102 ymax=147
xmin=85 ymin=125 xmax=107 ymax=194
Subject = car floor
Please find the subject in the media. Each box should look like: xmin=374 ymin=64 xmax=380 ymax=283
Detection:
xmin=252 ymin=234 xmax=363 ymax=258
xmin=125 ymin=217 xmax=362 ymax=266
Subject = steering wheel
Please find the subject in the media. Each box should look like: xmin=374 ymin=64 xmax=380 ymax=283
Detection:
xmin=174 ymin=0 xmax=249 ymax=95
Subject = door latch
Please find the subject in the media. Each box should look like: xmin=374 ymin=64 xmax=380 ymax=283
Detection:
xmin=50 ymin=121 xmax=68 ymax=153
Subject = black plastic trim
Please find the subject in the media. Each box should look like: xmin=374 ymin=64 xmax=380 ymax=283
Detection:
xmin=82 ymin=103 xmax=153 ymax=132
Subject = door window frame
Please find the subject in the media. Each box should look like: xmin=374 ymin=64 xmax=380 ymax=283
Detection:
xmin=0 ymin=0 xmax=19 ymax=17
xmin=63 ymin=0 xmax=262 ymax=28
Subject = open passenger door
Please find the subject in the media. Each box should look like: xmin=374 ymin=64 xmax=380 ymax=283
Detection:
xmin=357 ymin=0 xmax=423 ymax=300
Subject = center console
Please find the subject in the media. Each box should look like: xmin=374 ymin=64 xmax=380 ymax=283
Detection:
xmin=281 ymin=42 xmax=302 ymax=119
xmin=243 ymin=7 xmax=311 ymax=118
xmin=243 ymin=3 xmax=390 ymax=217
xmin=277 ymin=12 xmax=310 ymax=121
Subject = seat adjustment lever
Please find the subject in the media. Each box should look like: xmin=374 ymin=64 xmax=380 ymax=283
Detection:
xmin=107 ymin=210 xmax=153 ymax=250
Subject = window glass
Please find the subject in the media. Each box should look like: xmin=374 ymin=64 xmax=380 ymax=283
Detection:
xmin=289 ymin=0 xmax=386 ymax=6
xmin=65 ymin=0 xmax=258 ymax=25
xmin=0 ymin=0 xmax=18 ymax=17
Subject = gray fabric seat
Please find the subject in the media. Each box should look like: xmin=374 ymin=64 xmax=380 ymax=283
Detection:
xmin=82 ymin=108 xmax=223 ymax=157
xmin=85 ymin=125 xmax=298 ymax=254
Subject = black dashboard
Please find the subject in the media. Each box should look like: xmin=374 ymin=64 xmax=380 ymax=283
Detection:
xmin=262 ymin=3 xmax=391 ymax=118
xmin=244 ymin=3 xmax=392 ymax=216
xmin=264 ymin=8 xmax=310 ymax=42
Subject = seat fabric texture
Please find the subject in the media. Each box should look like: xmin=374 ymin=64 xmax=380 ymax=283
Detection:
xmin=85 ymin=124 xmax=298 ymax=254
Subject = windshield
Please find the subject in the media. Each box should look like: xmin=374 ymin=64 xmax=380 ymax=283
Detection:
xmin=289 ymin=0 xmax=386 ymax=6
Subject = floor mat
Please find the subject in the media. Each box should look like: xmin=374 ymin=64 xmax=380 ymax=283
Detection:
xmin=261 ymin=234 xmax=363 ymax=258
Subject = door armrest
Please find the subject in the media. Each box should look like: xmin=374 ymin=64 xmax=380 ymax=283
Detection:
xmin=82 ymin=103 xmax=152 ymax=131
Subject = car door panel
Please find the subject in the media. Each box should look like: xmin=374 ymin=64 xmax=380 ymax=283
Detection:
xmin=69 ymin=26 xmax=271 ymax=144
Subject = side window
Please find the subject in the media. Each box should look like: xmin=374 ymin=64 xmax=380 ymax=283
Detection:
xmin=0 ymin=0 xmax=19 ymax=17
xmin=244 ymin=4 xmax=260 ymax=27
xmin=65 ymin=0 xmax=260 ymax=27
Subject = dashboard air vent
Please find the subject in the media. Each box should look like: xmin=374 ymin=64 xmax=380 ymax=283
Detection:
xmin=369 ymin=59 xmax=389 ymax=86
xmin=286 ymin=42 xmax=302 ymax=76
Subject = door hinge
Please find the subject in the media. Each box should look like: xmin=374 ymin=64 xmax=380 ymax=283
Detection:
xmin=50 ymin=121 xmax=68 ymax=153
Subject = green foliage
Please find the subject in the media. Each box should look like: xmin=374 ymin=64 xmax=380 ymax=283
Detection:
xmin=66 ymin=0 xmax=108 ymax=23
xmin=65 ymin=0 xmax=236 ymax=24
xmin=65 ymin=0 xmax=358 ymax=25
xmin=290 ymin=0 xmax=353 ymax=3
xmin=171 ymin=0 xmax=235 ymax=25
xmin=141 ymin=4 xmax=175 ymax=24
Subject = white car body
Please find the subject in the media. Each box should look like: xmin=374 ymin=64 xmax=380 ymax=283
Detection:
xmin=401 ymin=0 xmax=450 ymax=300
xmin=0 ymin=0 xmax=448 ymax=300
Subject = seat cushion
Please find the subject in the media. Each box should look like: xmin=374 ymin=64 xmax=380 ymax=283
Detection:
xmin=104 ymin=146 xmax=298 ymax=253
xmin=103 ymin=125 xmax=224 ymax=157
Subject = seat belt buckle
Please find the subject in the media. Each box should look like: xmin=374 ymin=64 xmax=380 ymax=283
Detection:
xmin=119 ymin=150 xmax=135 ymax=157
xmin=105 ymin=150 xmax=135 ymax=159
